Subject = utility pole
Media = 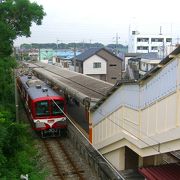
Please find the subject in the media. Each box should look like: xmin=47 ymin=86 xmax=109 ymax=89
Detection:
xmin=73 ymin=43 xmax=77 ymax=72
xmin=113 ymin=33 xmax=120 ymax=55
xmin=89 ymin=39 xmax=92 ymax=48
xmin=14 ymin=69 xmax=19 ymax=123
xmin=38 ymin=48 xmax=41 ymax=61
xmin=56 ymin=39 xmax=59 ymax=49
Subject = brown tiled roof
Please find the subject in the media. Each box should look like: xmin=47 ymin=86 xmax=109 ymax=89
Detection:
xmin=139 ymin=163 xmax=180 ymax=180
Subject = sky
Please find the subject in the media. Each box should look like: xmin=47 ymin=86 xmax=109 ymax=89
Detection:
xmin=14 ymin=0 xmax=180 ymax=46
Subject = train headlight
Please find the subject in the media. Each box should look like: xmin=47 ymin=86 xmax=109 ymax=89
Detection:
xmin=48 ymin=119 xmax=54 ymax=123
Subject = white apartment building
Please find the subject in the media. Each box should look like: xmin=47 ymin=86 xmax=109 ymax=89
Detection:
xmin=128 ymin=31 xmax=172 ymax=53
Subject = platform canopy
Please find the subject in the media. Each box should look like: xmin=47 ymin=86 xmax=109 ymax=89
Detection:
xmin=22 ymin=62 xmax=113 ymax=107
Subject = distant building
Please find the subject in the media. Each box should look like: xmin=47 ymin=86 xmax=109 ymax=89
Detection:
xmin=39 ymin=49 xmax=82 ymax=64
xmin=124 ymin=52 xmax=162 ymax=80
xmin=124 ymin=53 xmax=142 ymax=71
xmin=39 ymin=49 xmax=54 ymax=63
xmin=28 ymin=49 xmax=39 ymax=61
xmin=70 ymin=47 xmax=123 ymax=84
xmin=53 ymin=56 xmax=71 ymax=69
xmin=139 ymin=53 xmax=162 ymax=76
xmin=52 ymin=50 xmax=81 ymax=68
xmin=128 ymin=31 xmax=172 ymax=54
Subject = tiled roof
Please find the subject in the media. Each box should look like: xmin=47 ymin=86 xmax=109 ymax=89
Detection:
xmin=129 ymin=52 xmax=162 ymax=61
xmin=139 ymin=163 xmax=180 ymax=180
xmin=75 ymin=47 xmax=122 ymax=62
xmin=137 ymin=52 xmax=162 ymax=60
xmin=75 ymin=47 xmax=102 ymax=61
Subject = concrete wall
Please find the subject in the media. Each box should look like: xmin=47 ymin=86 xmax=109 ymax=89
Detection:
xmin=104 ymin=147 xmax=125 ymax=171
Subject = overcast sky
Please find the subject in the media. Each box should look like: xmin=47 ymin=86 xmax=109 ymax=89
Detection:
xmin=14 ymin=0 xmax=180 ymax=46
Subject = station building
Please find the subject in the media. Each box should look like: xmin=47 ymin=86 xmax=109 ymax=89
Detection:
xmin=91 ymin=46 xmax=180 ymax=171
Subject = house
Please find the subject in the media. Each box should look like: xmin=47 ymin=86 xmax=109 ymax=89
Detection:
xmin=53 ymin=56 xmax=71 ymax=69
xmin=138 ymin=53 xmax=162 ymax=76
xmin=39 ymin=49 xmax=54 ymax=63
xmin=28 ymin=49 xmax=39 ymax=61
xmin=53 ymin=49 xmax=81 ymax=68
xmin=124 ymin=52 xmax=142 ymax=71
xmin=70 ymin=47 xmax=123 ymax=84
xmin=125 ymin=52 xmax=162 ymax=80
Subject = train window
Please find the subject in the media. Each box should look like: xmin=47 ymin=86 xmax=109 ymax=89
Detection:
xmin=36 ymin=101 xmax=50 ymax=116
xmin=51 ymin=100 xmax=64 ymax=116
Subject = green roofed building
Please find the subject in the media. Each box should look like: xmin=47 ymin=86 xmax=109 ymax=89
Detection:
xmin=39 ymin=49 xmax=55 ymax=63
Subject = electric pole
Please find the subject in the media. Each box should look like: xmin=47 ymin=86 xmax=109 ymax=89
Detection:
xmin=73 ymin=43 xmax=77 ymax=72
xmin=113 ymin=33 xmax=120 ymax=55
xmin=14 ymin=69 xmax=19 ymax=123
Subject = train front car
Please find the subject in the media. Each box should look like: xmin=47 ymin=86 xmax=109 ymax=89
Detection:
xmin=17 ymin=75 xmax=67 ymax=137
xmin=33 ymin=93 xmax=67 ymax=137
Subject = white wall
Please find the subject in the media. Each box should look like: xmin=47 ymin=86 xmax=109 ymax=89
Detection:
xmin=83 ymin=55 xmax=106 ymax=75
xmin=104 ymin=147 xmax=125 ymax=170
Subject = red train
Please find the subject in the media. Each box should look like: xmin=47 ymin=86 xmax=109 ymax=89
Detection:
xmin=17 ymin=74 xmax=67 ymax=137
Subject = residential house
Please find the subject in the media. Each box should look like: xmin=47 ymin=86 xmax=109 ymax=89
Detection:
xmin=125 ymin=52 xmax=162 ymax=80
xmin=138 ymin=53 xmax=162 ymax=76
xmin=71 ymin=47 xmax=123 ymax=84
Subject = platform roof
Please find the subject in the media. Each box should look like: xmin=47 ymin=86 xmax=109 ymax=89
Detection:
xmin=91 ymin=45 xmax=180 ymax=111
xmin=24 ymin=62 xmax=113 ymax=107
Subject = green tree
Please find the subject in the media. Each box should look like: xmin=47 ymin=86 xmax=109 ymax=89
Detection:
xmin=0 ymin=0 xmax=46 ymax=57
xmin=0 ymin=1 xmax=46 ymax=179
xmin=0 ymin=0 xmax=45 ymax=108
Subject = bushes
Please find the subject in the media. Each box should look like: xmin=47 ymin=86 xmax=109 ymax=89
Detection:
xmin=0 ymin=111 xmax=46 ymax=179
xmin=0 ymin=58 xmax=45 ymax=179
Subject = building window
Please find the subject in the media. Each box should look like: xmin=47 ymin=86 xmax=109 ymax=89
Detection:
xmin=166 ymin=38 xmax=172 ymax=42
xmin=137 ymin=38 xmax=149 ymax=42
xmin=111 ymin=77 xmax=117 ymax=79
xmin=137 ymin=46 xmax=148 ymax=50
xmin=151 ymin=46 xmax=158 ymax=50
xmin=93 ymin=62 xmax=101 ymax=68
xmin=151 ymin=38 xmax=163 ymax=42
xmin=109 ymin=64 xmax=117 ymax=66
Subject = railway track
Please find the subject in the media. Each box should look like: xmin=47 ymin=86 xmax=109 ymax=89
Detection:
xmin=42 ymin=137 xmax=98 ymax=180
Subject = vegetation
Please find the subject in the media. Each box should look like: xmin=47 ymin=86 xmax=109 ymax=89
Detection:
xmin=0 ymin=0 xmax=46 ymax=179
xmin=21 ymin=42 xmax=105 ymax=50
xmin=0 ymin=0 xmax=45 ymax=57
xmin=0 ymin=111 xmax=46 ymax=179
xmin=20 ymin=42 xmax=128 ymax=53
